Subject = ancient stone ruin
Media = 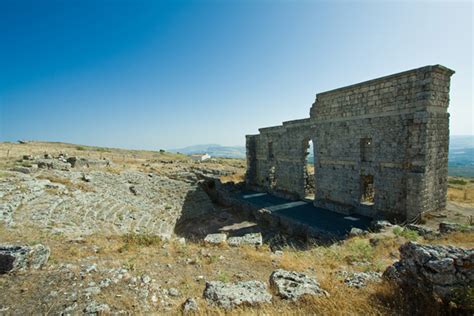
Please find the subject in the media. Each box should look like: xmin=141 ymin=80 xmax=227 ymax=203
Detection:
xmin=246 ymin=65 xmax=454 ymax=221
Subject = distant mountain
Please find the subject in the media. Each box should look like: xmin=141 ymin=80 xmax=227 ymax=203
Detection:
xmin=169 ymin=144 xmax=246 ymax=158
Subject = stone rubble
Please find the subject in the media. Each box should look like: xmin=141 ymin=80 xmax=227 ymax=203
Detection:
xmin=269 ymin=269 xmax=328 ymax=301
xmin=383 ymin=242 xmax=474 ymax=302
xmin=227 ymin=233 xmax=263 ymax=246
xmin=204 ymin=233 xmax=227 ymax=245
xmin=203 ymin=281 xmax=272 ymax=309
xmin=0 ymin=244 xmax=50 ymax=274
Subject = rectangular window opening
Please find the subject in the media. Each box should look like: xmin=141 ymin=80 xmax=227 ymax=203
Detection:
xmin=360 ymin=175 xmax=375 ymax=205
xmin=360 ymin=138 xmax=373 ymax=162
xmin=268 ymin=141 xmax=274 ymax=160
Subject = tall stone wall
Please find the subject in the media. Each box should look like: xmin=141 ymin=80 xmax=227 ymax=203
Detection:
xmin=245 ymin=65 xmax=454 ymax=221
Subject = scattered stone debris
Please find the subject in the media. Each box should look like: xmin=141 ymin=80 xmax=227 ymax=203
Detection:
xmin=37 ymin=158 xmax=71 ymax=171
xmin=383 ymin=242 xmax=474 ymax=303
xmin=203 ymin=281 xmax=272 ymax=309
xmin=204 ymin=233 xmax=227 ymax=245
xmin=227 ymin=233 xmax=263 ymax=247
xmin=270 ymin=269 xmax=328 ymax=301
xmin=182 ymin=297 xmax=199 ymax=313
xmin=337 ymin=270 xmax=382 ymax=288
xmin=0 ymin=244 xmax=50 ymax=274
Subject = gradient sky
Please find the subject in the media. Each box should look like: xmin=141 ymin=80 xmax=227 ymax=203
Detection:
xmin=1 ymin=0 xmax=472 ymax=149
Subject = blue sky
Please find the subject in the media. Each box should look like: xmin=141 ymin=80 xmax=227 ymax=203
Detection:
xmin=1 ymin=0 xmax=472 ymax=149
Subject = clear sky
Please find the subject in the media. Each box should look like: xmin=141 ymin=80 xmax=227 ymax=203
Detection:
xmin=1 ymin=0 xmax=472 ymax=149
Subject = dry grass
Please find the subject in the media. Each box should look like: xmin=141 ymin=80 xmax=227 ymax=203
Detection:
xmin=0 ymin=141 xmax=472 ymax=314
xmin=447 ymin=185 xmax=474 ymax=203
xmin=0 ymin=224 xmax=472 ymax=315
xmin=220 ymin=172 xmax=245 ymax=184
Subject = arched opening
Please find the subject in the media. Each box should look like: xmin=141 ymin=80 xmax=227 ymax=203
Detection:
xmin=304 ymin=140 xmax=316 ymax=200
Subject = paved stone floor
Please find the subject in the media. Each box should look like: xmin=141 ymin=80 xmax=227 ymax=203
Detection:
xmin=239 ymin=191 xmax=372 ymax=237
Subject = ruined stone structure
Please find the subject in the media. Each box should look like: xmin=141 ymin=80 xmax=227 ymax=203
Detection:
xmin=246 ymin=65 xmax=454 ymax=221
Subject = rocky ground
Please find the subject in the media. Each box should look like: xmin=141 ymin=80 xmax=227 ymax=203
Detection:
xmin=0 ymin=141 xmax=472 ymax=315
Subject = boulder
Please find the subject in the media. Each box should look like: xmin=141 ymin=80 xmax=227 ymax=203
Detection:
xmin=0 ymin=244 xmax=50 ymax=274
xmin=348 ymin=227 xmax=367 ymax=237
xmin=383 ymin=242 xmax=474 ymax=302
xmin=227 ymin=233 xmax=263 ymax=246
xmin=439 ymin=222 xmax=474 ymax=234
xmin=203 ymin=281 xmax=272 ymax=309
xmin=204 ymin=233 xmax=227 ymax=245
xmin=269 ymin=269 xmax=328 ymax=301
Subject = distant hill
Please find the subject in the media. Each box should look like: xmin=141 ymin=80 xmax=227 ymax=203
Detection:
xmin=169 ymin=144 xmax=245 ymax=158
xmin=448 ymin=135 xmax=474 ymax=177
xmin=173 ymin=136 xmax=474 ymax=177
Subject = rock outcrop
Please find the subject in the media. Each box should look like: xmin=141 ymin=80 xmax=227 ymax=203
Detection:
xmin=0 ymin=244 xmax=50 ymax=274
xmin=383 ymin=242 xmax=473 ymax=302
xmin=203 ymin=281 xmax=272 ymax=309
xmin=269 ymin=269 xmax=328 ymax=301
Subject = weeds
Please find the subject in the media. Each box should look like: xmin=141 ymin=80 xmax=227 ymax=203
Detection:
xmin=393 ymin=227 xmax=419 ymax=241
xmin=345 ymin=239 xmax=374 ymax=263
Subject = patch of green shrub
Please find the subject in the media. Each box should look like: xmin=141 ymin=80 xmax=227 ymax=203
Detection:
xmin=448 ymin=178 xmax=467 ymax=185
xmin=346 ymin=239 xmax=374 ymax=262
xmin=394 ymin=227 xmax=419 ymax=241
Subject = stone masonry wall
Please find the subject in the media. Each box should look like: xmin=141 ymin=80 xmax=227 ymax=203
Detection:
xmin=246 ymin=65 xmax=454 ymax=221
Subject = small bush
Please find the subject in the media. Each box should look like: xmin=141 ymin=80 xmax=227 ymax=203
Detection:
xmin=75 ymin=146 xmax=86 ymax=151
xmin=448 ymin=178 xmax=467 ymax=185
xmin=394 ymin=227 xmax=419 ymax=241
